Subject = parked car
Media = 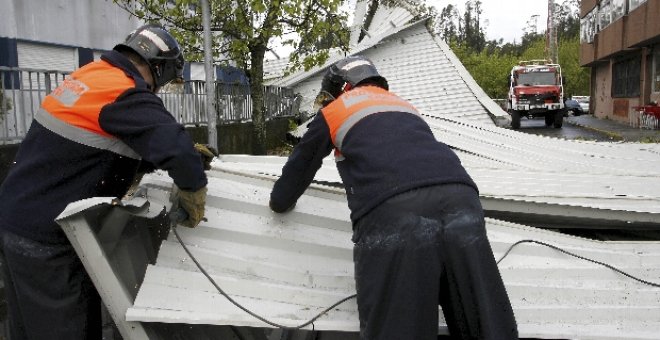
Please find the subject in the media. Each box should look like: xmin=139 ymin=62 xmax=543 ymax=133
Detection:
xmin=564 ymin=99 xmax=585 ymax=116
xmin=572 ymin=95 xmax=590 ymax=113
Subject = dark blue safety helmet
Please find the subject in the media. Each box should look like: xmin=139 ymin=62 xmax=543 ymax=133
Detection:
xmin=114 ymin=24 xmax=185 ymax=89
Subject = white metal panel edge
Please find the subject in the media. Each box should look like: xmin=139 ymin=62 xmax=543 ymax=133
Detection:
xmin=212 ymin=155 xmax=660 ymax=218
xmin=430 ymin=34 xmax=510 ymax=122
xmin=56 ymin=196 xmax=161 ymax=340
xmin=122 ymin=168 xmax=660 ymax=339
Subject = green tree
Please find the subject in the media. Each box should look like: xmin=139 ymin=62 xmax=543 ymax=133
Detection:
xmin=437 ymin=0 xmax=589 ymax=101
xmin=113 ymin=0 xmax=349 ymax=155
xmin=436 ymin=4 xmax=459 ymax=43
xmin=559 ymin=36 xmax=590 ymax=96
xmin=451 ymin=41 xmax=517 ymax=99
xmin=556 ymin=0 xmax=580 ymax=41
xmin=458 ymin=0 xmax=487 ymax=52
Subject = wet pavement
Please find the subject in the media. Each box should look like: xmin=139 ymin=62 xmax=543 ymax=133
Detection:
xmin=509 ymin=114 xmax=660 ymax=143
xmin=566 ymin=114 xmax=660 ymax=142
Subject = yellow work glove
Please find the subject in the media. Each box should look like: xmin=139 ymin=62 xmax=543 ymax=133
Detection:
xmin=178 ymin=187 xmax=208 ymax=228
xmin=194 ymin=143 xmax=218 ymax=170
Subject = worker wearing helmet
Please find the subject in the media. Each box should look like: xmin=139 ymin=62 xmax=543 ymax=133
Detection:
xmin=0 ymin=24 xmax=210 ymax=339
xmin=270 ymin=56 xmax=518 ymax=339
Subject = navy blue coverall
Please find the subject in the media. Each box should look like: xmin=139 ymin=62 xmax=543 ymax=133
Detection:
xmin=270 ymin=85 xmax=518 ymax=339
xmin=0 ymin=50 xmax=207 ymax=339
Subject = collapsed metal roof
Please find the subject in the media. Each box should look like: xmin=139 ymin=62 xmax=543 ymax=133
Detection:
xmin=54 ymin=3 xmax=660 ymax=339
xmin=265 ymin=17 xmax=503 ymax=125
xmin=57 ymin=163 xmax=660 ymax=340
xmin=214 ymin=112 xmax=660 ymax=228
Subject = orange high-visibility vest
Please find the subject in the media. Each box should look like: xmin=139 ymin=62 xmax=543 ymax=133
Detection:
xmin=321 ymin=86 xmax=420 ymax=160
xmin=36 ymin=60 xmax=140 ymax=159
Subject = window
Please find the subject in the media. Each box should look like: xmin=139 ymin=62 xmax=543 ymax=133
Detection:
xmin=599 ymin=0 xmax=612 ymax=30
xmin=653 ymin=47 xmax=660 ymax=92
xmin=612 ymin=56 xmax=641 ymax=97
xmin=580 ymin=9 xmax=597 ymax=43
xmin=629 ymin=0 xmax=647 ymax=12
xmin=516 ymin=72 xmax=558 ymax=86
xmin=612 ymin=0 xmax=626 ymax=21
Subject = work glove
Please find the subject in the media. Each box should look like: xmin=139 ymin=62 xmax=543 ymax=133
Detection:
xmin=178 ymin=186 xmax=208 ymax=228
xmin=194 ymin=143 xmax=218 ymax=170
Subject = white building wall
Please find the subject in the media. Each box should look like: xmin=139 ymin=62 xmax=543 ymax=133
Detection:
xmin=0 ymin=0 xmax=18 ymax=38
xmin=0 ymin=0 xmax=141 ymax=50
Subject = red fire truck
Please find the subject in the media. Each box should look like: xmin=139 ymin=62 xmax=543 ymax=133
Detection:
xmin=507 ymin=60 xmax=566 ymax=129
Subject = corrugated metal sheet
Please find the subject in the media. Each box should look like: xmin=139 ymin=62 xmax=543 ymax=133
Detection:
xmin=59 ymin=164 xmax=659 ymax=339
xmin=263 ymin=57 xmax=291 ymax=82
xmin=280 ymin=21 xmax=498 ymax=127
xmin=53 ymin=4 xmax=660 ymax=338
xmin=348 ymin=0 xmax=368 ymax=47
xmin=264 ymin=2 xmax=411 ymax=84
xmin=213 ymin=113 xmax=660 ymax=223
xmin=362 ymin=6 xmax=413 ymax=38
xmin=17 ymin=42 xmax=77 ymax=72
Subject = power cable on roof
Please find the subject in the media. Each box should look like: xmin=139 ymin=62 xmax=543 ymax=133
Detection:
xmin=172 ymin=226 xmax=357 ymax=330
xmin=172 ymin=226 xmax=660 ymax=330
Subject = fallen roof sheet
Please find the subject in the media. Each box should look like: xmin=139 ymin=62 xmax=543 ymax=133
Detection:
xmin=57 ymin=166 xmax=660 ymax=339
xmin=211 ymin=126 xmax=660 ymax=226
xmin=269 ymin=20 xmax=502 ymax=126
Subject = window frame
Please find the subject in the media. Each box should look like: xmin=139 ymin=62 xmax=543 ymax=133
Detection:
xmin=653 ymin=47 xmax=660 ymax=93
xmin=612 ymin=56 xmax=641 ymax=98
xmin=628 ymin=0 xmax=647 ymax=12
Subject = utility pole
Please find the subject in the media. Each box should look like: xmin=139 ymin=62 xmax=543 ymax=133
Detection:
xmin=546 ymin=0 xmax=558 ymax=63
xmin=201 ymin=0 xmax=217 ymax=150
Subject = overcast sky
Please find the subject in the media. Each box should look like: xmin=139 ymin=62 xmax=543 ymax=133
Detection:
xmin=427 ymin=0 xmax=550 ymax=43
xmin=267 ymin=0 xmax=553 ymax=59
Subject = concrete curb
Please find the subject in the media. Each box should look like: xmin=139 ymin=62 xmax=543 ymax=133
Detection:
xmin=565 ymin=120 xmax=624 ymax=141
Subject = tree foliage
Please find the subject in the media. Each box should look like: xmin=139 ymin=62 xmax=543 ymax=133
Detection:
xmin=113 ymin=0 xmax=349 ymax=154
xmin=436 ymin=0 xmax=589 ymax=99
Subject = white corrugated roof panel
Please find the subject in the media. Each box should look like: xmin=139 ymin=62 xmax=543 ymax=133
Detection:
xmin=53 ymin=3 xmax=660 ymax=338
xmin=213 ymin=127 xmax=660 ymax=221
xmin=283 ymin=21 xmax=500 ymax=131
xmin=105 ymin=166 xmax=660 ymax=339
xmin=362 ymin=5 xmax=413 ymax=38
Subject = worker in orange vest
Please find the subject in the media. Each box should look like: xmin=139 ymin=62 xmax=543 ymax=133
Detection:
xmin=270 ymin=56 xmax=518 ymax=339
xmin=0 ymin=25 xmax=210 ymax=339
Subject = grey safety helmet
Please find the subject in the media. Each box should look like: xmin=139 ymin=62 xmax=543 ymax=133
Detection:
xmin=114 ymin=24 xmax=185 ymax=89
xmin=324 ymin=56 xmax=388 ymax=95
xmin=314 ymin=56 xmax=388 ymax=111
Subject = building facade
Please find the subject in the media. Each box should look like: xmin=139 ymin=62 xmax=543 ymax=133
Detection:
xmin=580 ymin=0 xmax=660 ymax=125
xmin=0 ymin=0 xmax=144 ymax=71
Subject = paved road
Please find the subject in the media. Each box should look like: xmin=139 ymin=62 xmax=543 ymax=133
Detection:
xmin=511 ymin=116 xmax=628 ymax=142
xmin=504 ymin=114 xmax=660 ymax=143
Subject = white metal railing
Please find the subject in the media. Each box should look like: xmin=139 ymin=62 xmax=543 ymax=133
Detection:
xmin=630 ymin=106 xmax=660 ymax=129
xmin=0 ymin=67 xmax=300 ymax=144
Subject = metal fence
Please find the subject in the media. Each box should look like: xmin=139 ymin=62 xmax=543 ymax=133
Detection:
xmin=630 ymin=106 xmax=660 ymax=130
xmin=0 ymin=66 xmax=69 ymax=144
xmin=159 ymin=81 xmax=301 ymax=126
xmin=0 ymin=67 xmax=301 ymax=144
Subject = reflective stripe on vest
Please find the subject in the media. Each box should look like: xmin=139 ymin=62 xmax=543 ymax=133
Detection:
xmin=322 ymin=86 xmax=420 ymax=160
xmin=35 ymin=108 xmax=140 ymax=159
xmin=37 ymin=60 xmax=140 ymax=159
